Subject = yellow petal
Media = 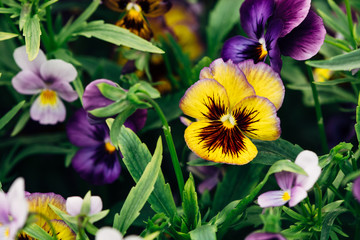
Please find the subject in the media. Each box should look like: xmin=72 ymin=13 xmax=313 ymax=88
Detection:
xmin=238 ymin=60 xmax=284 ymax=110
xmin=180 ymin=79 xmax=229 ymax=120
xmin=199 ymin=58 xmax=255 ymax=109
xmin=42 ymin=220 xmax=76 ymax=240
xmin=233 ymin=96 xmax=281 ymax=141
xmin=116 ymin=9 xmax=153 ymax=40
xmin=184 ymin=120 xmax=258 ymax=165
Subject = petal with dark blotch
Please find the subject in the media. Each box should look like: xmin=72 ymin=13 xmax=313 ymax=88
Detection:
xmin=273 ymin=0 xmax=311 ymax=37
xmin=140 ymin=0 xmax=172 ymax=17
xmin=12 ymin=70 xmax=45 ymax=95
xmin=116 ymin=9 xmax=153 ymax=40
xmin=278 ymin=10 xmax=326 ymax=61
xmin=240 ymin=0 xmax=274 ymax=39
xmin=40 ymin=59 xmax=77 ymax=83
xmin=265 ymin=18 xmax=283 ymax=73
xmin=83 ymin=79 xmax=118 ymax=112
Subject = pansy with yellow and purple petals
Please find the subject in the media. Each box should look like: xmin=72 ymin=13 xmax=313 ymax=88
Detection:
xmin=11 ymin=46 xmax=78 ymax=125
xmin=221 ymin=0 xmax=326 ymax=73
xmin=179 ymin=58 xmax=284 ymax=165
xmin=104 ymin=0 xmax=172 ymax=40
xmin=258 ymin=150 xmax=321 ymax=208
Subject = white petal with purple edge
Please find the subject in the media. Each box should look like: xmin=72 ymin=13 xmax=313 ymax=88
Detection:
xmin=13 ymin=46 xmax=46 ymax=74
xmin=66 ymin=196 xmax=83 ymax=216
xmin=257 ymin=190 xmax=289 ymax=208
xmin=289 ymin=186 xmax=307 ymax=207
xmin=30 ymin=95 xmax=66 ymax=125
xmin=90 ymin=196 xmax=103 ymax=215
xmin=40 ymin=59 xmax=77 ymax=83
xmin=295 ymin=150 xmax=321 ymax=190
xmin=96 ymin=227 xmax=123 ymax=240
xmin=12 ymin=70 xmax=45 ymax=95
xmin=51 ymin=81 xmax=78 ymax=102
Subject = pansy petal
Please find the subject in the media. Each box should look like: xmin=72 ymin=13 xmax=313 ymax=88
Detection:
xmin=221 ymin=36 xmax=267 ymax=65
xmin=275 ymin=171 xmax=295 ymax=190
xmin=103 ymin=0 xmax=128 ymax=12
xmin=13 ymin=46 xmax=46 ymax=74
xmin=96 ymin=227 xmax=123 ymax=240
xmin=141 ymin=0 xmax=172 ymax=17
xmin=238 ymin=60 xmax=284 ymax=110
xmin=184 ymin=121 xmax=258 ymax=165
xmin=240 ymin=0 xmax=274 ymax=39
xmin=83 ymin=79 xmax=117 ymax=112
xmin=353 ymin=177 xmax=360 ymax=203
xmin=294 ymin=150 xmax=321 ymax=190
xmin=179 ymin=79 xmax=229 ymax=120
xmin=273 ymin=0 xmax=311 ymax=37
xmin=245 ymin=232 xmax=287 ymax=240
xmin=124 ymin=109 xmax=147 ymax=132
xmin=116 ymin=9 xmax=153 ymax=40
xmin=278 ymin=10 xmax=326 ymax=61
xmin=30 ymin=95 xmax=66 ymax=125
xmin=257 ymin=190 xmax=289 ymax=208
xmin=89 ymin=196 xmax=103 ymax=215
xmin=7 ymin=178 xmax=25 ymax=203
xmin=51 ymin=81 xmax=78 ymax=102
xmin=233 ymin=96 xmax=281 ymax=141
xmin=42 ymin=220 xmax=76 ymax=239
xmin=12 ymin=70 xmax=45 ymax=95
xmin=265 ymin=18 xmax=283 ymax=73
xmin=40 ymin=59 xmax=77 ymax=83
xmin=289 ymin=186 xmax=307 ymax=207
xmin=66 ymin=196 xmax=83 ymax=216
xmin=199 ymin=59 xmax=255 ymax=109
xmin=198 ymin=173 xmax=219 ymax=194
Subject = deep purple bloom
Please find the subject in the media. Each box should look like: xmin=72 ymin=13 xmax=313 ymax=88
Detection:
xmin=11 ymin=46 xmax=78 ymax=125
xmin=353 ymin=176 xmax=360 ymax=203
xmin=245 ymin=232 xmax=287 ymax=240
xmin=258 ymin=150 xmax=321 ymax=208
xmin=221 ymin=0 xmax=326 ymax=73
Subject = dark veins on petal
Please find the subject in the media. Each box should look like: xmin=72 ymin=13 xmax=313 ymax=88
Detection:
xmin=234 ymin=106 xmax=260 ymax=136
xmin=201 ymin=95 xmax=227 ymax=120
xmin=138 ymin=0 xmax=150 ymax=13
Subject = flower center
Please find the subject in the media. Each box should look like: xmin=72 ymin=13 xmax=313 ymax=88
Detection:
xmin=220 ymin=113 xmax=236 ymax=128
xmin=105 ymin=141 xmax=116 ymax=154
xmin=258 ymin=38 xmax=268 ymax=61
xmin=282 ymin=191 xmax=291 ymax=201
xmin=126 ymin=2 xmax=142 ymax=12
xmin=40 ymin=89 xmax=57 ymax=106
xmin=4 ymin=227 xmax=10 ymax=238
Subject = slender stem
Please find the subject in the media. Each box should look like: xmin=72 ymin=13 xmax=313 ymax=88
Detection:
xmin=307 ymin=66 xmax=329 ymax=154
xmin=328 ymin=184 xmax=357 ymax=214
xmin=345 ymin=0 xmax=357 ymax=49
xmin=46 ymin=5 xmax=56 ymax=50
xmin=315 ymin=184 xmax=322 ymax=226
xmin=142 ymin=96 xmax=184 ymax=198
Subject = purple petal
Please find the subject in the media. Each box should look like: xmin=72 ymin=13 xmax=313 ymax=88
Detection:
xmin=265 ymin=18 xmax=283 ymax=73
xmin=13 ymin=46 xmax=46 ymax=75
xmin=294 ymin=150 xmax=321 ymax=190
xmin=273 ymin=0 xmax=311 ymax=37
xmin=66 ymin=196 xmax=83 ymax=216
xmin=83 ymin=79 xmax=117 ymax=112
xmin=257 ymin=190 xmax=289 ymax=208
xmin=221 ymin=36 xmax=265 ymax=64
xmin=12 ymin=70 xmax=45 ymax=95
xmin=51 ymin=81 xmax=78 ymax=102
xmin=0 ymin=192 xmax=9 ymax=223
xmin=289 ymin=186 xmax=307 ymax=207
xmin=275 ymin=171 xmax=295 ymax=190
xmin=278 ymin=10 xmax=326 ymax=61
xmin=40 ymin=59 xmax=77 ymax=83
xmin=240 ymin=0 xmax=274 ymax=39
xmin=71 ymin=146 xmax=121 ymax=185
xmin=198 ymin=174 xmax=220 ymax=194
xmin=352 ymin=177 xmax=360 ymax=203
xmin=245 ymin=232 xmax=287 ymax=240
xmin=124 ymin=109 xmax=147 ymax=132
xmin=66 ymin=109 xmax=108 ymax=147
xmin=30 ymin=95 xmax=66 ymax=125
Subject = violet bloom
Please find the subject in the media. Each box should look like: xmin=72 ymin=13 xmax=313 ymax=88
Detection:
xmin=245 ymin=232 xmax=286 ymax=240
xmin=221 ymin=0 xmax=326 ymax=73
xmin=11 ymin=46 xmax=78 ymax=124
xmin=258 ymin=150 xmax=321 ymax=208
xmin=353 ymin=176 xmax=360 ymax=203
xmin=66 ymin=195 xmax=102 ymax=216
xmin=0 ymin=178 xmax=28 ymax=240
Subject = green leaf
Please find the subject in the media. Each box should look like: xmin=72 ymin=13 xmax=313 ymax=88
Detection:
xmin=206 ymin=0 xmax=244 ymax=58
xmin=23 ymin=223 xmax=54 ymax=240
xmin=23 ymin=14 xmax=41 ymax=61
xmin=189 ymin=225 xmax=217 ymax=240
xmin=109 ymin=107 xmax=136 ymax=148
xmin=0 ymin=100 xmax=25 ymax=130
xmin=182 ymin=173 xmax=199 ymax=230
xmin=89 ymin=209 xmax=109 ymax=223
xmin=49 ymin=204 xmax=78 ymax=233
xmin=190 ymin=56 xmax=212 ymax=84
xmin=0 ymin=31 xmax=18 ymax=41
xmin=306 ymin=49 xmax=360 ymax=71
xmin=10 ymin=109 xmax=30 ymax=136
xmin=96 ymin=82 xmax=126 ymax=101
xmin=117 ymin=126 xmax=177 ymax=218
xmin=80 ymin=191 xmax=92 ymax=215
xmin=313 ymin=77 xmax=359 ymax=86
xmin=19 ymin=2 xmax=31 ymax=31
xmin=282 ymin=206 xmax=307 ymax=221
xmin=113 ymin=137 xmax=163 ymax=234
xmin=73 ymin=20 xmax=164 ymax=54
xmin=320 ymin=208 xmax=348 ymax=240
xmin=89 ymin=99 xmax=129 ymax=118
xmin=322 ymin=200 xmax=344 ymax=213
xmin=135 ymin=81 xmax=161 ymax=99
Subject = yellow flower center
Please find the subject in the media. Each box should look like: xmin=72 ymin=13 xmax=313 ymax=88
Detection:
xmin=258 ymin=38 xmax=268 ymax=61
xmin=105 ymin=142 xmax=116 ymax=154
xmin=4 ymin=227 xmax=10 ymax=237
xmin=282 ymin=191 xmax=291 ymax=201
xmin=40 ymin=89 xmax=57 ymax=106
xmin=126 ymin=2 xmax=142 ymax=12
xmin=220 ymin=114 xmax=236 ymax=128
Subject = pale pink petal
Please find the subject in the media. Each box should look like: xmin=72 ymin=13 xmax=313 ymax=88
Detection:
xmin=294 ymin=150 xmax=321 ymax=190
xmin=257 ymin=190 xmax=289 ymax=208
xmin=96 ymin=227 xmax=123 ymax=240
xmin=124 ymin=236 xmax=143 ymax=240
xmin=66 ymin=196 xmax=83 ymax=216
xmin=9 ymin=198 xmax=28 ymax=233
xmin=12 ymin=71 xmax=45 ymax=95
xmin=289 ymin=186 xmax=307 ymax=207
xmin=40 ymin=59 xmax=77 ymax=83
xmin=13 ymin=46 xmax=46 ymax=74
xmin=275 ymin=171 xmax=295 ymax=190
xmin=89 ymin=196 xmax=103 ymax=215
xmin=51 ymin=81 xmax=78 ymax=102
xmin=30 ymin=95 xmax=66 ymax=125
xmin=7 ymin=178 xmax=25 ymax=203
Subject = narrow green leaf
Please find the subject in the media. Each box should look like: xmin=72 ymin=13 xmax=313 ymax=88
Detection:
xmin=80 ymin=191 xmax=92 ymax=215
xmin=317 ymin=9 xmax=351 ymax=41
xmin=48 ymin=204 xmax=78 ymax=233
xmin=190 ymin=56 xmax=212 ymax=84
xmin=39 ymin=0 xmax=58 ymax=10
xmin=282 ymin=206 xmax=307 ymax=221
xmin=320 ymin=208 xmax=348 ymax=240
xmin=96 ymin=82 xmax=126 ymax=101
xmin=182 ymin=173 xmax=199 ymax=230
xmin=19 ymin=2 xmax=31 ymax=31
xmin=109 ymin=107 xmax=136 ymax=148
xmin=11 ymin=109 xmax=30 ymax=136
xmin=89 ymin=99 xmax=129 ymax=118
xmin=0 ymin=7 xmax=19 ymax=14
xmin=189 ymin=225 xmax=217 ymax=240
xmin=114 ymin=137 xmax=163 ymax=234
xmin=88 ymin=209 xmax=109 ymax=223
xmin=23 ymin=223 xmax=54 ymax=240
xmin=0 ymin=31 xmax=18 ymax=41
xmin=313 ymin=77 xmax=359 ymax=86
xmin=0 ymin=100 xmax=25 ymax=130
xmin=23 ymin=14 xmax=41 ymax=61
xmin=117 ymin=126 xmax=177 ymax=218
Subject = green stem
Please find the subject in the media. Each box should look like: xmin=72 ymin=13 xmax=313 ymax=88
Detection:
xmin=345 ymin=0 xmax=357 ymax=49
xmin=307 ymin=66 xmax=329 ymax=154
xmin=45 ymin=5 xmax=56 ymax=50
xmin=328 ymin=184 xmax=357 ymax=214
xmin=315 ymin=184 xmax=322 ymax=226
xmin=143 ymin=96 xmax=184 ymax=198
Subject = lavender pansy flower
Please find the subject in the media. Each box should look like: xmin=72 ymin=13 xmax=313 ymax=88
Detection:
xmin=11 ymin=46 xmax=78 ymax=125
xmin=66 ymin=195 xmax=102 ymax=216
xmin=258 ymin=150 xmax=321 ymax=208
xmin=96 ymin=227 xmax=143 ymax=240
xmin=245 ymin=232 xmax=287 ymax=240
xmin=353 ymin=176 xmax=360 ymax=203
xmin=221 ymin=0 xmax=326 ymax=73
xmin=0 ymin=178 xmax=28 ymax=240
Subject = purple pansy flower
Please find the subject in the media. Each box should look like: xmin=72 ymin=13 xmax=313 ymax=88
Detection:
xmin=66 ymin=195 xmax=102 ymax=216
xmin=66 ymin=108 xmax=146 ymax=185
xmin=353 ymin=176 xmax=360 ymax=203
xmin=245 ymin=232 xmax=287 ymax=240
xmin=0 ymin=178 xmax=28 ymax=240
xmin=221 ymin=0 xmax=326 ymax=73
xmin=258 ymin=150 xmax=321 ymax=208
xmin=11 ymin=46 xmax=78 ymax=125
